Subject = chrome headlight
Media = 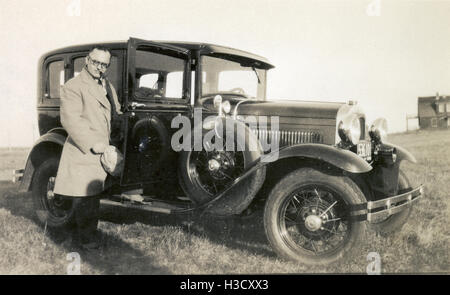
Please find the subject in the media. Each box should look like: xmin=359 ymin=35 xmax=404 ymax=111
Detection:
xmin=213 ymin=95 xmax=223 ymax=109
xmin=369 ymin=118 xmax=388 ymax=143
xmin=213 ymin=95 xmax=231 ymax=115
xmin=222 ymin=100 xmax=231 ymax=114
xmin=338 ymin=114 xmax=361 ymax=145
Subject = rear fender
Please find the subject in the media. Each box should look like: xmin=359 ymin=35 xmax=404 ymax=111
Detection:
xmin=19 ymin=130 xmax=66 ymax=192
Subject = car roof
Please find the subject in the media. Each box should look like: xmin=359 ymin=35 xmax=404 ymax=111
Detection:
xmin=41 ymin=39 xmax=275 ymax=69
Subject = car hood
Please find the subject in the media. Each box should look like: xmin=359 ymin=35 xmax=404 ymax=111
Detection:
xmin=235 ymin=100 xmax=344 ymax=120
xmin=199 ymin=98 xmax=360 ymax=145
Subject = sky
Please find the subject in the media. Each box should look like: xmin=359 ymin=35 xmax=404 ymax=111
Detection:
xmin=1 ymin=0 xmax=450 ymax=147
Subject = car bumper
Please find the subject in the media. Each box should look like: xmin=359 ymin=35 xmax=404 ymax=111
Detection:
xmin=352 ymin=185 xmax=424 ymax=222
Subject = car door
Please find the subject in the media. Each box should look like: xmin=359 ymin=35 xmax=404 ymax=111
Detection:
xmin=120 ymin=38 xmax=192 ymax=186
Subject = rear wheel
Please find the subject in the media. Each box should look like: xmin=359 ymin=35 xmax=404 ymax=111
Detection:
xmin=32 ymin=157 xmax=75 ymax=228
xmin=264 ymin=168 xmax=366 ymax=265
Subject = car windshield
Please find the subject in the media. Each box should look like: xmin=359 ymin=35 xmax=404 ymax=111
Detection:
xmin=200 ymin=55 xmax=267 ymax=100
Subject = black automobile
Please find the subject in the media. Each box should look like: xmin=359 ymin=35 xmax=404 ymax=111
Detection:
xmin=14 ymin=37 xmax=423 ymax=265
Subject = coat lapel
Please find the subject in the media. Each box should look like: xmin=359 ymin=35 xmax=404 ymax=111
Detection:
xmin=80 ymin=69 xmax=111 ymax=111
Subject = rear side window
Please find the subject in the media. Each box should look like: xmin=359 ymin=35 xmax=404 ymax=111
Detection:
xmin=73 ymin=57 xmax=84 ymax=76
xmin=48 ymin=60 xmax=64 ymax=99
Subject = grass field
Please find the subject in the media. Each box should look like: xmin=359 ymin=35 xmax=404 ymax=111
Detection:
xmin=0 ymin=129 xmax=448 ymax=274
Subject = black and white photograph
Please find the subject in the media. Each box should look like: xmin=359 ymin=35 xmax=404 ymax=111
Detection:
xmin=0 ymin=0 xmax=448 ymax=278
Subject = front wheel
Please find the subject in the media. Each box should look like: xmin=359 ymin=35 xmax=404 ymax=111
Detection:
xmin=31 ymin=157 xmax=75 ymax=228
xmin=264 ymin=168 xmax=366 ymax=265
xmin=178 ymin=118 xmax=266 ymax=215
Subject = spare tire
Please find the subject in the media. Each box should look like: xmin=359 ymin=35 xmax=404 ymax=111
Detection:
xmin=178 ymin=117 xmax=266 ymax=215
xmin=130 ymin=116 xmax=170 ymax=177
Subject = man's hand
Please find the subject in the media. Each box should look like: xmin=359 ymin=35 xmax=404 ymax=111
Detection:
xmin=91 ymin=142 xmax=107 ymax=154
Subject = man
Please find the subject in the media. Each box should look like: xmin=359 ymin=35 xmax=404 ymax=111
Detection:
xmin=53 ymin=46 xmax=122 ymax=250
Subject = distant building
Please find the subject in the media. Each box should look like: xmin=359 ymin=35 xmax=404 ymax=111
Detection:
xmin=418 ymin=94 xmax=450 ymax=129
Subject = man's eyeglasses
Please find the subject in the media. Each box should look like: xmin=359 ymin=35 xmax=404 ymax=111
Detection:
xmin=88 ymin=56 xmax=110 ymax=69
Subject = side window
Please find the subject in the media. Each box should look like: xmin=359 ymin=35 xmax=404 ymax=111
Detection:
xmin=48 ymin=60 xmax=65 ymax=99
xmin=438 ymin=103 xmax=445 ymax=113
xmin=139 ymin=73 xmax=159 ymax=88
xmin=166 ymin=71 xmax=183 ymax=98
xmin=134 ymin=49 xmax=186 ymax=100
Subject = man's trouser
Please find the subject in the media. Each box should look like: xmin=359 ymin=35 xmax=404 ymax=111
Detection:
xmin=71 ymin=196 xmax=100 ymax=244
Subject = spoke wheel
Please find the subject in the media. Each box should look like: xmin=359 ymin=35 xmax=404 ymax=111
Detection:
xmin=178 ymin=118 xmax=266 ymax=215
xmin=189 ymin=149 xmax=245 ymax=196
xmin=279 ymin=186 xmax=350 ymax=256
xmin=264 ymin=167 xmax=366 ymax=265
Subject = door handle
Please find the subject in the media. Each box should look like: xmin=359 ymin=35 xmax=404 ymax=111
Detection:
xmin=130 ymin=102 xmax=146 ymax=110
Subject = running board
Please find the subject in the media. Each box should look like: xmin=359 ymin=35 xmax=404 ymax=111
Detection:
xmin=101 ymin=198 xmax=192 ymax=214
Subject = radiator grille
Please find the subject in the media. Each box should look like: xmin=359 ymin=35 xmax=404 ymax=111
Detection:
xmin=250 ymin=129 xmax=323 ymax=146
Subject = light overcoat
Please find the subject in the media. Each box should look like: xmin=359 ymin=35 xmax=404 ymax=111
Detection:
xmin=54 ymin=68 xmax=121 ymax=197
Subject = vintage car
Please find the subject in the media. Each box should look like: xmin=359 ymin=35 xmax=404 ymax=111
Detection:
xmin=14 ymin=37 xmax=423 ymax=265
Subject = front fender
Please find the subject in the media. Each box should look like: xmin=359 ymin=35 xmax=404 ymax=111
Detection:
xmin=271 ymin=144 xmax=373 ymax=173
xmin=19 ymin=131 xmax=67 ymax=192
xmin=384 ymin=142 xmax=417 ymax=164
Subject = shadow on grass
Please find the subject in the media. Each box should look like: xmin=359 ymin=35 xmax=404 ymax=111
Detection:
xmin=100 ymin=200 xmax=277 ymax=259
xmin=0 ymin=181 xmax=171 ymax=274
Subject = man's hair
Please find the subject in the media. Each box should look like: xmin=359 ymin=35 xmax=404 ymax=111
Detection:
xmin=88 ymin=45 xmax=112 ymax=56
